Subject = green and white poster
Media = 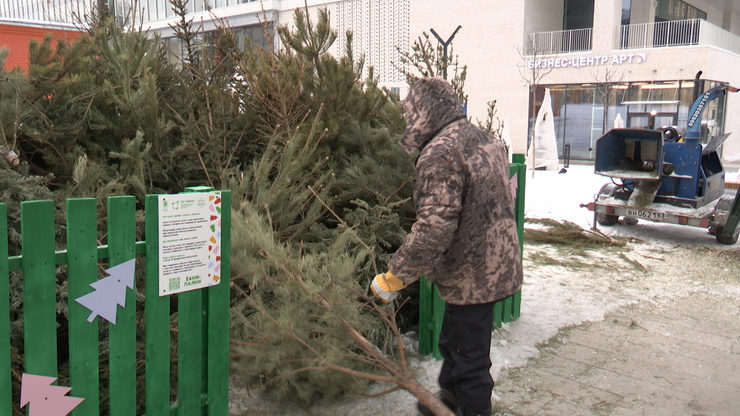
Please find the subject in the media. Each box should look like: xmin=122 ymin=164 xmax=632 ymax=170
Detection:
xmin=158 ymin=192 xmax=222 ymax=296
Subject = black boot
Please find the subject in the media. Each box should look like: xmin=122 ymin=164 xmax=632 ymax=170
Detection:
xmin=417 ymin=389 xmax=458 ymax=415
xmin=456 ymin=405 xmax=493 ymax=416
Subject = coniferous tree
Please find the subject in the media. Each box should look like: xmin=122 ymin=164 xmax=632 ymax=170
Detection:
xmin=0 ymin=1 xmax=436 ymax=409
xmin=226 ymin=6 xmax=425 ymax=406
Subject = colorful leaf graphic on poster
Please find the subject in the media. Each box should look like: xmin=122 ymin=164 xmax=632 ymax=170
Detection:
xmin=207 ymin=193 xmax=222 ymax=284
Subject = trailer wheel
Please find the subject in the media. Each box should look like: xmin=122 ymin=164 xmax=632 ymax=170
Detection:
xmin=597 ymin=213 xmax=619 ymax=226
xmin=596 ymin=183 xmax=619 ymax=226
xmin=623 ymin=216 xmax=638 ymax=226
xmin=713 ymin=195 xmax=738 ymax=244
xmin=716 ymin=226 xmax=739 ymax=245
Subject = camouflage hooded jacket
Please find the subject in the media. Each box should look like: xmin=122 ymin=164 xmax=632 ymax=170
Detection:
xmin=388 ymin=78 xmax=522 ymax=305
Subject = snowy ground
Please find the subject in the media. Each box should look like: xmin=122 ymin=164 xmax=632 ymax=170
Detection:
xmin=229 ymin=164 xmax=739 ymax=416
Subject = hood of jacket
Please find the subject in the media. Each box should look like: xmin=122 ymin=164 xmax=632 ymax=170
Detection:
xmin=399 ymin=77 xmax=466 ymax=155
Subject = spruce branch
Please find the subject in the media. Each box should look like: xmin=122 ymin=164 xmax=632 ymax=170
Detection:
xmin=231 ymin=257 xmax=453 ymax=415
xmin=308 ymin=185 xmax=378 ymax=274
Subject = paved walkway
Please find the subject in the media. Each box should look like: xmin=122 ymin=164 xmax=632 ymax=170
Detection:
xmin=493 ymin=291 xmax=740 ymax=415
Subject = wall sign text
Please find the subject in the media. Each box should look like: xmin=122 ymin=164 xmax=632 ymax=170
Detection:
xmin=528 ymin=53 xmax=647 ymax=69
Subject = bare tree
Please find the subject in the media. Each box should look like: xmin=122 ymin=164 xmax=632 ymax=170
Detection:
xmin=590 ymin=66 xmax=624 ymax=134
xmin=394 ymin=32 xmax=468 ymax=106
xmin=477 ymin=100 xmax=509 ymax=158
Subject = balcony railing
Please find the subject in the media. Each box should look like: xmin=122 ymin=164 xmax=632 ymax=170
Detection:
xmin=0 ymin=0 xmax=261 ymax=26
xmin=525 ymin=28 xmax=593 ymax=55
xmin=128 ymin=0 xmax=260 ymax=25
xmin=618 ymin=18 xmax=740 ymax=56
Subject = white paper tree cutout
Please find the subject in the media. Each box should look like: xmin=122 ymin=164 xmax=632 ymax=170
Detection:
xmin=75 ymin=258 xmax=135 ymax=324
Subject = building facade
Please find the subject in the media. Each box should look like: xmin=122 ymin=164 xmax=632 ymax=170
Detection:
xmin=519 ymin=0 xmax=740 ymax=163
xmin=0 ymin=0 xmax=88 ymax=70
xmin=405 ymin=0 xmax=740 ymax=163
xmin=3 ymin=0 xmax=740 ymax=163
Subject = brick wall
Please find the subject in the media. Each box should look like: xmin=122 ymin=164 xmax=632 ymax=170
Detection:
xmin=0 ymin=23 xmax=83 ymax=71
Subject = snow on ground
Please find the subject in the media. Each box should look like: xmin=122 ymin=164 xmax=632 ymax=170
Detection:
xmin=229 ymin=163 xmax=738 ymax=416
xmin=481 ymin=164 xmax=734 ymax=379
xmin=522 ymin=164 xmax=605 ymax=229
xmin=526 ymin=164 xmax=739 ymax=248
xmin=727 ymin=166 xmax=740 ymax=182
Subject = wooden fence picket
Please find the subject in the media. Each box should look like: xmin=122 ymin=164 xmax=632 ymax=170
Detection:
xmin=1 ymin=203 xmax=10 ymax=416
xmin=21 ymin=200 xmax=58 ymax=377
xmin=207 ymin=191 xmax=231 ymax=416
xmin=66 ymin=198 xmax=100 ymax=416
xmin=2 ymin=192 xmax=230 ymax=415
xmin=107 ymin=196 xmax=138 ymax=416
xmin=144 ymin=195 xmax=170 ymax=416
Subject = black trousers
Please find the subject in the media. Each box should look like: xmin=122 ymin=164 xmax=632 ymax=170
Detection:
xmin=438 ymin=301 xmax=494 ymax=416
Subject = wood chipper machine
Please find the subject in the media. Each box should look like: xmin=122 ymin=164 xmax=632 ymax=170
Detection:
xmin=582 ymin=83 xmax=740 ymax=245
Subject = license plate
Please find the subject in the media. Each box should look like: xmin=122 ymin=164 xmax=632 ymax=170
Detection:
xmin=625 ymin=208 xmax=667 ymax=221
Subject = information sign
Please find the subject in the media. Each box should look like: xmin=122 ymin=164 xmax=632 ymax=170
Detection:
xmin=158 ymin=192 xmax=222 ymax=296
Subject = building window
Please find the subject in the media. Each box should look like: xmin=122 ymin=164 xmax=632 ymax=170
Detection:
xmin=655 ymin=0 xmax=706 ymax=22
xmin=621 ymin=0 xmax=631 ymax=25
xmin=234 ymin=23 xmax=274 ymax=52
xmin=163 ymin=23 xmax=274 ymax=65
xmin=530 ymin=80 xmax=727 ymax=161
xmin=649 ymin=0 xmax=706 ymax=49
xmin=563 ymin=0 xmax=594 ymax=30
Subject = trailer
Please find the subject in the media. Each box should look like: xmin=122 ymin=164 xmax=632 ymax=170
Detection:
xmin=583 ymin=184 xmax=739 ymax=244
xmin=583 ymin=81 xmax=740 ymax=245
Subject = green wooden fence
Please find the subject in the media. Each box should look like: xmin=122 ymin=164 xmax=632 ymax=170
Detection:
xmin=1 ymin=190 xmax=231 ymax=415
xmin=419 ymin=154 xmax=526 ymax=359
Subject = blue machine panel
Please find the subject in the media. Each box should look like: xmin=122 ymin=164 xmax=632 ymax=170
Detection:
xmin=660 ymin=141 xmax=701 ymax=199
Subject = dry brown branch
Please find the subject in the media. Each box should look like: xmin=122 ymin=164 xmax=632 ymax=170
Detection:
xmin=329 ymin=272 xmax=410 ymax=375
xmin=525 ymin=218 xmax=628 ymax=247
xmin=383 ymin=178 xmax=412 ymax=203
xmin=491 ymin=319 xmax=508 ymax=341
xmin=358 ymin=385 xmax=403 ymax=398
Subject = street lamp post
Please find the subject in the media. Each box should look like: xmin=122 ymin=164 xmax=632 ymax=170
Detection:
xmin=429 ymin=25 xmax=462 ymax=80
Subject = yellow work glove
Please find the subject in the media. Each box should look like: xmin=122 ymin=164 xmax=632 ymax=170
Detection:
xmin=370 ymin=271 xmax=406 ymax=303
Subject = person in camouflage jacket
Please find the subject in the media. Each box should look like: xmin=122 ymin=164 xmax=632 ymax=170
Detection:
xmin=369 ymin=77 xmax=522 ymax=416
